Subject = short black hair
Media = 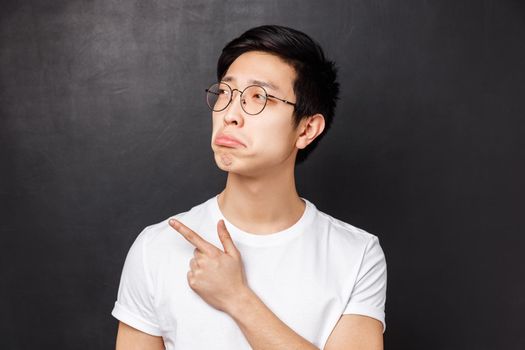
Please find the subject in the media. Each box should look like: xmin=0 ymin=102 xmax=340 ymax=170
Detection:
xmin=217 ymin=25 xmax=339 ymax=164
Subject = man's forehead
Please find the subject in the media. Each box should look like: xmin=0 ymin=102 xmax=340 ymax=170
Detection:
xmin=221 ymin=76 xmax=281 ymax=92
xmin=220 ymin=51 xmax=296 ymax=93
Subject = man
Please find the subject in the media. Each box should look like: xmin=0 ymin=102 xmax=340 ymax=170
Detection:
xmin=112 ymin=25 xmax=387 ymax=349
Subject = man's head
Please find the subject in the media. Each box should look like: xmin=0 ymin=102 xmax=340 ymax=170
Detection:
xmin=216 ymin=25 xmax=339 ymax=164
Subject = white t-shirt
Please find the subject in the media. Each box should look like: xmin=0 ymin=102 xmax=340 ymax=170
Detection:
xmin=112 ymin=195 xmax=387 ymax=349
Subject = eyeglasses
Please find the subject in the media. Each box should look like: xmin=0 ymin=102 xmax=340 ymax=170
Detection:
xmin=205 ymin=82 xmax=296 ymax=115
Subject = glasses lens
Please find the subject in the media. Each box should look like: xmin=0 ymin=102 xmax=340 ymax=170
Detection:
xmin=242 ymin=85 xmax=267 ymax=115
xmin=206 ymin=83 xmax=230 ymax=111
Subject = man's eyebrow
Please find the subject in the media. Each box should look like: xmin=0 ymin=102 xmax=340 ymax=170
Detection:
xmin=249 ymin=79 xmax=280 ymax=92
xmin=221 ymin=76 xmax=281 ymax=92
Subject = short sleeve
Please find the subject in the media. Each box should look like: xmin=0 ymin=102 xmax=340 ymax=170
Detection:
xmin=343 ymin=235 xmax=387 ymax=332
xmin=111 ymin=227 xmax=162 ymax=336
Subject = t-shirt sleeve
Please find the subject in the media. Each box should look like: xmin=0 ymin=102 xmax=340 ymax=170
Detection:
xmin=343 ymin=235 xmax=387 ymax=333
xmin=111 ymin=227 xmax=162 ymax=336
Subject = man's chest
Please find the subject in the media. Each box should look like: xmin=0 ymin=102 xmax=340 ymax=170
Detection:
xmin=152 ymin=241 xmax=349 ymax=347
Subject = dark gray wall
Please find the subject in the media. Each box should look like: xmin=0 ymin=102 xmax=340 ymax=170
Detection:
xmin=1 ymin=1 xmax=524 ymax=349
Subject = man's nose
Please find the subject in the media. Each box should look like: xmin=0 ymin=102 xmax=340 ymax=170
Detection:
xmin=222 ymin=90 xmax=245 ymax=126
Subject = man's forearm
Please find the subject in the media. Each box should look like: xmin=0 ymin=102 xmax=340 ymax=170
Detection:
xmin=226 ymin=288 xmax=320 ymax=350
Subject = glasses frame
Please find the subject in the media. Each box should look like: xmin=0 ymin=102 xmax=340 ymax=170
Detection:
xmin=205 ymin=82 xmax=296 ymax=116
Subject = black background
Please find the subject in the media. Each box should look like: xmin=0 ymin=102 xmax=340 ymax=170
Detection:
xmin=1 ymin=1 xmax=524 ymax=349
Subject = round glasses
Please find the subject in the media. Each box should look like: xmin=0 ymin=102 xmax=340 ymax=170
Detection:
xmin=205 ymin=82 xmax=296 ymax=115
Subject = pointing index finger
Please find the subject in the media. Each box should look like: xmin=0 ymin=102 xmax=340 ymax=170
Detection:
xmin=169 ymin=219 xmax=219 ymax=255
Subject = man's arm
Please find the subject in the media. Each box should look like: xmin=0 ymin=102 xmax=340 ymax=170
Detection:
xmin=228 ymin=288 xmax=383 ymax=350
xmin=324 ymin=314 xmax=383 ymax=350
xmin=228 ymin=288 xmax=319 ymax=349
xmin=115 ymin=321 xmax=165 ymax=350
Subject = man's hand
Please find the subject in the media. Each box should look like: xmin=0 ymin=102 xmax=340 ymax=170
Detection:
xmin=168 ymin=218 xmax=250 ymax=314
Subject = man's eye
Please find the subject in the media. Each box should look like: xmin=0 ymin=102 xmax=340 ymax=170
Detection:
xmin=218 ymin=89 xmax=229 ymax=95
xmin=254 ymin=94 xmax=267 ymax=101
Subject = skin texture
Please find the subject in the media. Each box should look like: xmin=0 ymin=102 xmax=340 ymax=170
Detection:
xmin=115 ymin=322 xmax=164 ymax=350
xmin=210 ymin=52 xmax=304 ymax=178
xmin=116 ymin=51 xmax=384 ymax=349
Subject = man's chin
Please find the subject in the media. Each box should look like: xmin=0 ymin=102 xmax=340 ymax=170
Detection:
xmin=214 ymin=152 xmax=235 ymax=172
xmin=213 ymin=154 xmax=254 ymax=176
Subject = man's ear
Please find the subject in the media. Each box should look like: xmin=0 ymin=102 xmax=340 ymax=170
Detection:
xmin=295 ymin=114 xmax=325 ymax=150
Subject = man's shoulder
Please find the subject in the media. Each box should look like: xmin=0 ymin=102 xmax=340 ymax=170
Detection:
xmin=308 ymin=201 xmax=379 ymax=246
xmin=137 ymin=196 xmax=216 ymax=249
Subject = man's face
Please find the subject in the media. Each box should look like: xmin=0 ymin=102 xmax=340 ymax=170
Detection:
xmin=211 ymin=51 xmax=301 ymax=176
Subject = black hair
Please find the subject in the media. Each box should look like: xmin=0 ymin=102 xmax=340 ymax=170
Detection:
xmin=217 ymin=25 xmax=339 ymax=164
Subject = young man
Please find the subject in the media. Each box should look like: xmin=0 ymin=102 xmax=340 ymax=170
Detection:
xmin=112 ymin=25 xmax=387 ymax=349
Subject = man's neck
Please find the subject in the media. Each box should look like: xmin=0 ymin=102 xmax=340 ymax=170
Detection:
xmin=217 ymin=165 xmax=305 ymax=235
